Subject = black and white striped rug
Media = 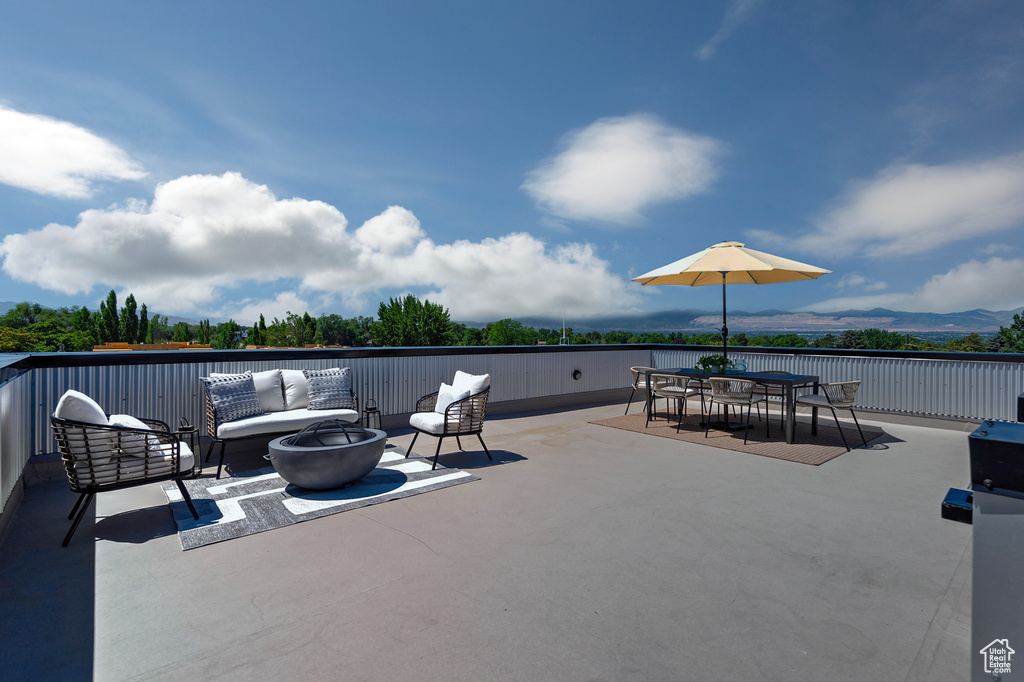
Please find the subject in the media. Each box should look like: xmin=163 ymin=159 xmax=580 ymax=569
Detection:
xmin=163 ymin=444 xmax=478 ymax=550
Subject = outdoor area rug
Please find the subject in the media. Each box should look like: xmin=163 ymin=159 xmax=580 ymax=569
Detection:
xmin=163 ymin=444 xmax=478 ymax=550
xmin=590 ymin=412 xmax=886 ymax=466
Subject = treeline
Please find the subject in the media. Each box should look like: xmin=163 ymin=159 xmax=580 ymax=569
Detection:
xmin=2 ymin=292 xmax=1022 ymax=353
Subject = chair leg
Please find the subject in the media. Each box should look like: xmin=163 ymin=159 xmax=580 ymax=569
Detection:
xmin=68 ymin=491 xmax=87 ymax=520
xmin=849 ymin=409 xmax=869 ymax=448
xmin=432 ymin=438 xmax=443 ymax=470
xmin=625 ymin=387 xmax=636 ymax=415
xmin=743 ymin=402 xmax=754 ymax=444
xmin=175 ymin=479 xmax=200 ymax=520
xmin=204 ymin=439 xmax=216 ymax=463
xmin=62 ymin=492 xmax=95 ymax=547
xmin=477 ymin=433 xmax=493 ymax=461
xmin=406 ymin=431 xmax=419 ymax=458
xmin=830 ymin=407 xmax=850 ymax=451
xmin=704 ymin=398 xmax=715 ymax=438
xmin=456 ymin=435 xmax=464 ymax=451
xmin=215 ymin=441 xmax=227 ymax=479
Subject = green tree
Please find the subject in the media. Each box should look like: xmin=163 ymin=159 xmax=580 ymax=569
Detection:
xmin=770 ymin=333 xmax=809 ymax=348
xmin=461 ymin=327 xmax=486 ymax=346
xmin=370 ymin=295 xmax=458 ymax=347
xmin=212 ymin=320 xmax=241 ymax=349
xmin=137 ymin=304 xmax=149 ymax=344
xmin=946 ymin=332 xmax=987 ymax=352
xmin=197 ymin=320 xmax=211 ymax=344
xmin=837 ymin=329 xmax=866 ymax=349
xmin=172 ymin=321 xmax=193 ymax=343
xmin=861 ymin=328 xmax=905 ymax=350
xmin=989 ymin=313 xmax=1024 ymax=352
xmin=99 ymin=290 xmax=119 ymax=342
xmin=486 ymin=319 xmax=536 ymax=346
xmin=0 ymin=302 xmax=44 ymax=328
xmin=119 ymin=294 xmax=139 ymax=344
xmin=811 ymin=334 xmax=838 ymax=349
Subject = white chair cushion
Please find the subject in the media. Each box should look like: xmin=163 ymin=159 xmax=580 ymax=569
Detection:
xmin=54 ymin=390 xmax=113 ymax=465
xmin=216 ymin=407 xmax=358 ymax=439
xmin=453 ymin=370 xmax=489 ymax=396
xmin=108 ymin=414 xmax=160 ymax=458
xmin=54 ymin=389 xmax=107 ymax=424
xmin=434 ymin=382 xmax=470 ymax=414
xmin=75 ymin=441 xmax=194 ymax=486
xmin=281 ymin=369 xmax=310 ymax=410
xmin=410 ymin=411 xmax=446 ymax=435
xmin=796 ymin=394 xmax=835 ymax=408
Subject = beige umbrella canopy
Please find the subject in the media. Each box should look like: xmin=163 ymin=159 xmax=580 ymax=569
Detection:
xmin=632 ymin=241 xmax=831 ymax=360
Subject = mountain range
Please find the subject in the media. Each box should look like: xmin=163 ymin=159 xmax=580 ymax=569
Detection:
xmin=509 ymin=308 xmax=1022 ymax=334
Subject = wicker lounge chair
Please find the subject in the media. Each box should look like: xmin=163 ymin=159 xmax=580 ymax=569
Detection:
xmin=51 ymin=390 xmax=200 ymax=547
xmin=407 ymin=371 xmax=491 ymax=470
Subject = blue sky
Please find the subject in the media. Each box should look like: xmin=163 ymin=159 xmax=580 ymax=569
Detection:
xmin=1 ymin=1 xmax=1023 ymax=324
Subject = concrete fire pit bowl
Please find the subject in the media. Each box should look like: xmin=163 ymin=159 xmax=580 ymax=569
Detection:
xmin=267 ymin=420 xmax=387 ymax=490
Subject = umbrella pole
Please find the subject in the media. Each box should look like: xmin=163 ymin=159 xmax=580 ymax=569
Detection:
xmin=721 ymin=272 xmax=728 ymax=362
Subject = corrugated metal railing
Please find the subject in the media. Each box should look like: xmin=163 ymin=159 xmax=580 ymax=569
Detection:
xmin=5 ymin=344 xmax=1024 ymax=516
xmin=0 ymin=369 xmax=33 ymax=518
xmin=26 ymin=348 xmax=651 ymax=461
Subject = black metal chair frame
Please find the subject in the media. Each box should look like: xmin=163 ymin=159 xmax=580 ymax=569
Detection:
xmin=203 ymin=389 xmax=358 ymax=479
xmin=704 ymin=378 xmax=766 ymax=445
xmin=51 ymin=415 xmax=201 ymax=547
xmin=795 ymin=381 xmax=868 ymax=452
xmin=625 ymin=366 xmax=655 ymax=415
xmin=646 ymin=374 xmax=705 ymax=427
xmin=407 ymin=387 xmax=491 ymax=470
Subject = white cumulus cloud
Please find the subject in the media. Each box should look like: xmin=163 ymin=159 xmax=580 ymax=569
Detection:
xmin=0 ymin=171 xmax=639 ymax=320
xmin=803 ymin=257 xmax=1024 ymax=313
xmin=522 ymin=114 xmax=725 ymax=225
xmin=773 ymin=154 xmax=1024 ymax=258
xmin=0 ymin=104 xmax=147 ymax=198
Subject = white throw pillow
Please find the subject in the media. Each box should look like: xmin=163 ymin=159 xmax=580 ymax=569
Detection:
xmin=434 ymin=382 xmax=470 ymax=414
xmin=108 ymin=414 xmax=159 ymax=458
xmin=54 ymin=389 xmax=108 ymax=425
xmin=281 ymin=369 xmax=310 ymax=410
xmin=452 ymin=371 xmax=490 ymax=396
xmin=54 ymin=390 xmax=113 ymax=465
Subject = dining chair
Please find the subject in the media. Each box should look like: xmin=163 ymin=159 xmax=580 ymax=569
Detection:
xmin=625 ymin=366 xmax=656 ymax=415
xmin=647 ymin=373 xmax=702 ymax=427
xmin=794 ymin=380 xmax=868 ymax=451
xmin=704 ymin=378 xmax=766 ymax=444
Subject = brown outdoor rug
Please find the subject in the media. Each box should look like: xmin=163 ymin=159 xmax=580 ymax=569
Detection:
xmin=590 ymin=412 xmax=886 ymax=466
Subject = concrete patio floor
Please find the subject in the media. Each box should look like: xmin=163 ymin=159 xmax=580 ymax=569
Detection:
xmin=1 ymin=400 xmax=974 ymax=681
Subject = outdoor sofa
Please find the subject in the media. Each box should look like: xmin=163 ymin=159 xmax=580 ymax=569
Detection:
xmin=202 ymin=368 xmax=358 ymax=478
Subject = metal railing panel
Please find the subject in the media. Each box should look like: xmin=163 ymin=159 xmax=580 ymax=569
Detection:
xmin=1 ymin=370 xmax=33 ymax=512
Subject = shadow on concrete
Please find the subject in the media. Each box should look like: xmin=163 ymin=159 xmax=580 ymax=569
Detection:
xmin=0 ymin=479 xmax=94 ymax=679
xmin=93 ymin=504 xmax=179 ymax=544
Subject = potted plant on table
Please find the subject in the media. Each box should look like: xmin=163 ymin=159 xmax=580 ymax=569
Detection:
xmin=695 ymin=354 xmax=735 ymax=374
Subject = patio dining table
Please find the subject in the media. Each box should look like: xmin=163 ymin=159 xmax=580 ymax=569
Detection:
xmin=643 ymin=368 xmax=819 ymax=444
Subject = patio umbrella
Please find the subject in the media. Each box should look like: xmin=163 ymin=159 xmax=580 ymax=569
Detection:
xmin=632 ymin=241 xmax=830 ymax=361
